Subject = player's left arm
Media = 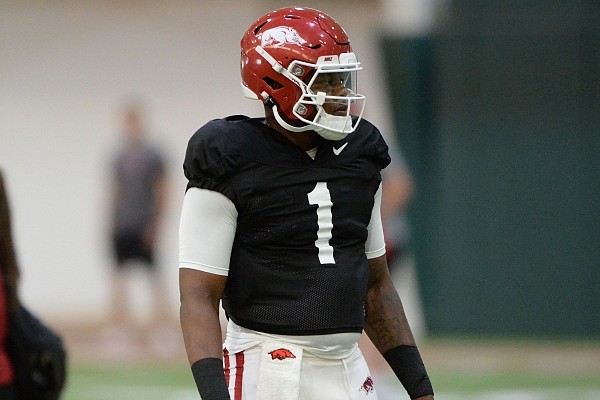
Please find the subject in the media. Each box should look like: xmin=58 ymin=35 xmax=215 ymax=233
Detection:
xmin=364 ymin=255 xmax=434 ymax=399
xmin=364 ymin=254 xmax=416 ymax=349
xmin=363 ymin=181 xmax=434 ymax=400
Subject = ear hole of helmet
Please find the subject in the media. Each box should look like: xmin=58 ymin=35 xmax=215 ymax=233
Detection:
xmin=264 ymin=77 xmax=283 ymax=90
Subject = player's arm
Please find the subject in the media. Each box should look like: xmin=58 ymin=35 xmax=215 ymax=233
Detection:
xmin=364 ymin=256 xmax=434 ymax=400
xmin=179 ymin=188 xmax=237 ymax=400
xmin=363 ymin=185 xmax=434 ymax=400
xmin=180 ymin=269 xmax=230 ymax=400
xmin=364 ymin=255 xmax=416 ymax=349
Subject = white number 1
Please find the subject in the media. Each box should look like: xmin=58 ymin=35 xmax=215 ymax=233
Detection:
xmin=307 ymin=182 xmax=335 ymax=264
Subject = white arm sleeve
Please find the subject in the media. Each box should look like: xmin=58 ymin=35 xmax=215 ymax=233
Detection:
xmin=178 ymin=187 xmax=238 ymax=276
xmin=365 ymin=184 xmax=386 ymax=259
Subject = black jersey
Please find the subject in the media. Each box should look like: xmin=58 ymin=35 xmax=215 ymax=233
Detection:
xmin=183 ymin=115 xmax=390 ymax=335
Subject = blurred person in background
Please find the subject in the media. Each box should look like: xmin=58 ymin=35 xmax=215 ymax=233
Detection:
xmin=381 ymin=145 xmax=415 ymax=271
xmin=179 ymin=7 xmax=434 ymax=400
xmin=105 ymin=101 xmax=170 ymax=354
xmin=380 ymin=147 xmax=427 ymax=343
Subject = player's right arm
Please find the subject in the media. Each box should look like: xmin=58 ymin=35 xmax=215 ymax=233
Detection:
xmin=179 ymin=187 xmax=237 ymax=400
xmin=180 ymin=268 xmax=231 ymax=399
xmin=179 ymin=268 xmax=226 ymax=365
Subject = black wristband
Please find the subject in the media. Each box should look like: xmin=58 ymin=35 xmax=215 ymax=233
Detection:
xmin=383 ymin=345 xmax=434 ymax=399
xmin=191 ymin=358 xmax=231 ymax=400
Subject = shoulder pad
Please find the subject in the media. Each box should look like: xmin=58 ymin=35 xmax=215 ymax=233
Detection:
xmin=346 ymin=119 xmax=391 ymax=170
xmin=183 ymin=117 xmax=256 ymax=193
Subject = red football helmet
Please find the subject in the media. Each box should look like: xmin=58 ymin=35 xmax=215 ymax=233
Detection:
xmin=240 ymin=7 xmax=366 ymax=140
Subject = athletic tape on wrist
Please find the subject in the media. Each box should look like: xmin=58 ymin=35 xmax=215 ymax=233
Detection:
xmin=191 ymin=358 xmax=231 ymax=400
xmin=383 ymin=345 xmax=434 ymax=399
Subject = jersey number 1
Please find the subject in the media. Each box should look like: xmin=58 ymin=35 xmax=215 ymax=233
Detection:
xmin=307 ymin=182 xmax=335 ymax=264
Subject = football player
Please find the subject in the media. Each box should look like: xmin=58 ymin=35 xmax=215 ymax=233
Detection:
xmin=179 ymin=7 xmax=434 ymax=400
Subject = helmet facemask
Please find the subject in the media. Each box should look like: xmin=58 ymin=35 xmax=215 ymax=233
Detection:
xmin=255 ymin=46 xmax=365 ymax=141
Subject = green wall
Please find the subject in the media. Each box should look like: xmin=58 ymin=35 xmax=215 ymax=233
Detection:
xmin=381 ymin=1 xmax=600 ymax=336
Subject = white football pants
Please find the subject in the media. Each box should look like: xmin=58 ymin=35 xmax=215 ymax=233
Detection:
xmin=222 ymin=341 xmax=379 ymax=400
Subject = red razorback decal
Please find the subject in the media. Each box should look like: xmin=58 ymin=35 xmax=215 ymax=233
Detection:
xmin=268 ymin=348 xmax=296 ymax=360
xmin=359 ymin=376 xmax=374 ymax=394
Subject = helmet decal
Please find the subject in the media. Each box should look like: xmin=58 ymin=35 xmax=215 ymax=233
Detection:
xmin=260 ymin=26 xmax=307 ymax=49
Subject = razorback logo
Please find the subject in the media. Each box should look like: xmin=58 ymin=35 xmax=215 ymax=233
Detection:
xmin=268 ymin=348 xmax=296 ymax=360
xmin=359 ymin=376 xmax=374 ymax=394
xmin=260 ymin=26 xmax=307 ymax=48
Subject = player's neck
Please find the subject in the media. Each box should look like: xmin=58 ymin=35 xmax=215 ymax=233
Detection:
xmin=264 ymin=116 xmax=319 ymax=151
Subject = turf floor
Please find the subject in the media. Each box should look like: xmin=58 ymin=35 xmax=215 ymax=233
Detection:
xmin=62 ymin=363 xmax=600 ymax=400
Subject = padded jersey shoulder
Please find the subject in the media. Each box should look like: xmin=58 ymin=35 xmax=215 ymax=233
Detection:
xmin=183 ymin=116 xmax=391 ymax=192
xmin=323 ymin=118 xmax=391 ymax=170
xmin=186 ymin=115 xmax=255 ymax=162
xmin=183 ymin=115 xmax=263 ymax=182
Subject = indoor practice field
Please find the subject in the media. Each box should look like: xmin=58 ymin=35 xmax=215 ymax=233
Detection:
xmin=59 ymin=322 xmax=600 ymax=400
xmin=2 ymin=2 xmax=598 ymax=399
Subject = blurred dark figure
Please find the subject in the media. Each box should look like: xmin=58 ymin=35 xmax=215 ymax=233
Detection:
xmin=381 ymin=147 xmax=415 ymax=270
xmin=0 ymin=172 xmax=17 ymax=400
xmin=106 ymin=102 xmax=169 ymax=341
xmin=0 ymin=170 xmax=66 ymax=400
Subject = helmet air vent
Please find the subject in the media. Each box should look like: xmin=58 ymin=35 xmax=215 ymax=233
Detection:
xmin=254 ymin=21 xmax=268 ymax=35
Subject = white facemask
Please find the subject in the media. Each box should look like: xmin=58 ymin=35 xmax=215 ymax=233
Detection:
xmin=253 ymin=46 xmax=366 ymax=141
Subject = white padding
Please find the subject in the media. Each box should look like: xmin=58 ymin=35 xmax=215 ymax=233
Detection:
xmin=178 ymin=188 xmax=238 ymax=276
xmin=365 ymin=184 xmax=386 ymax=259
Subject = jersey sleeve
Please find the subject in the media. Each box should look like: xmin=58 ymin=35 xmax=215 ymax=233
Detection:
xmin=183 ymin=119 xmax=245 ymax=203
xmin=350 ymin=118 xmax=392 ymax=173
xmin=369 ymin=123 xmax=392 ymax=171
xmin=365 ymin=183 xmax=386 ymax=259
xmin=178 ymin=187 xmax=238 ymax=275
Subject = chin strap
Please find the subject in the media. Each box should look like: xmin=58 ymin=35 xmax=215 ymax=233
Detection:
xmin=272 ymin=105 xmax=311 ymax=133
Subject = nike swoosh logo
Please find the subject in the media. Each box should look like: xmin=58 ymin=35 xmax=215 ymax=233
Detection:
xmin=332 ymin=142 xmax=348 ymax=155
